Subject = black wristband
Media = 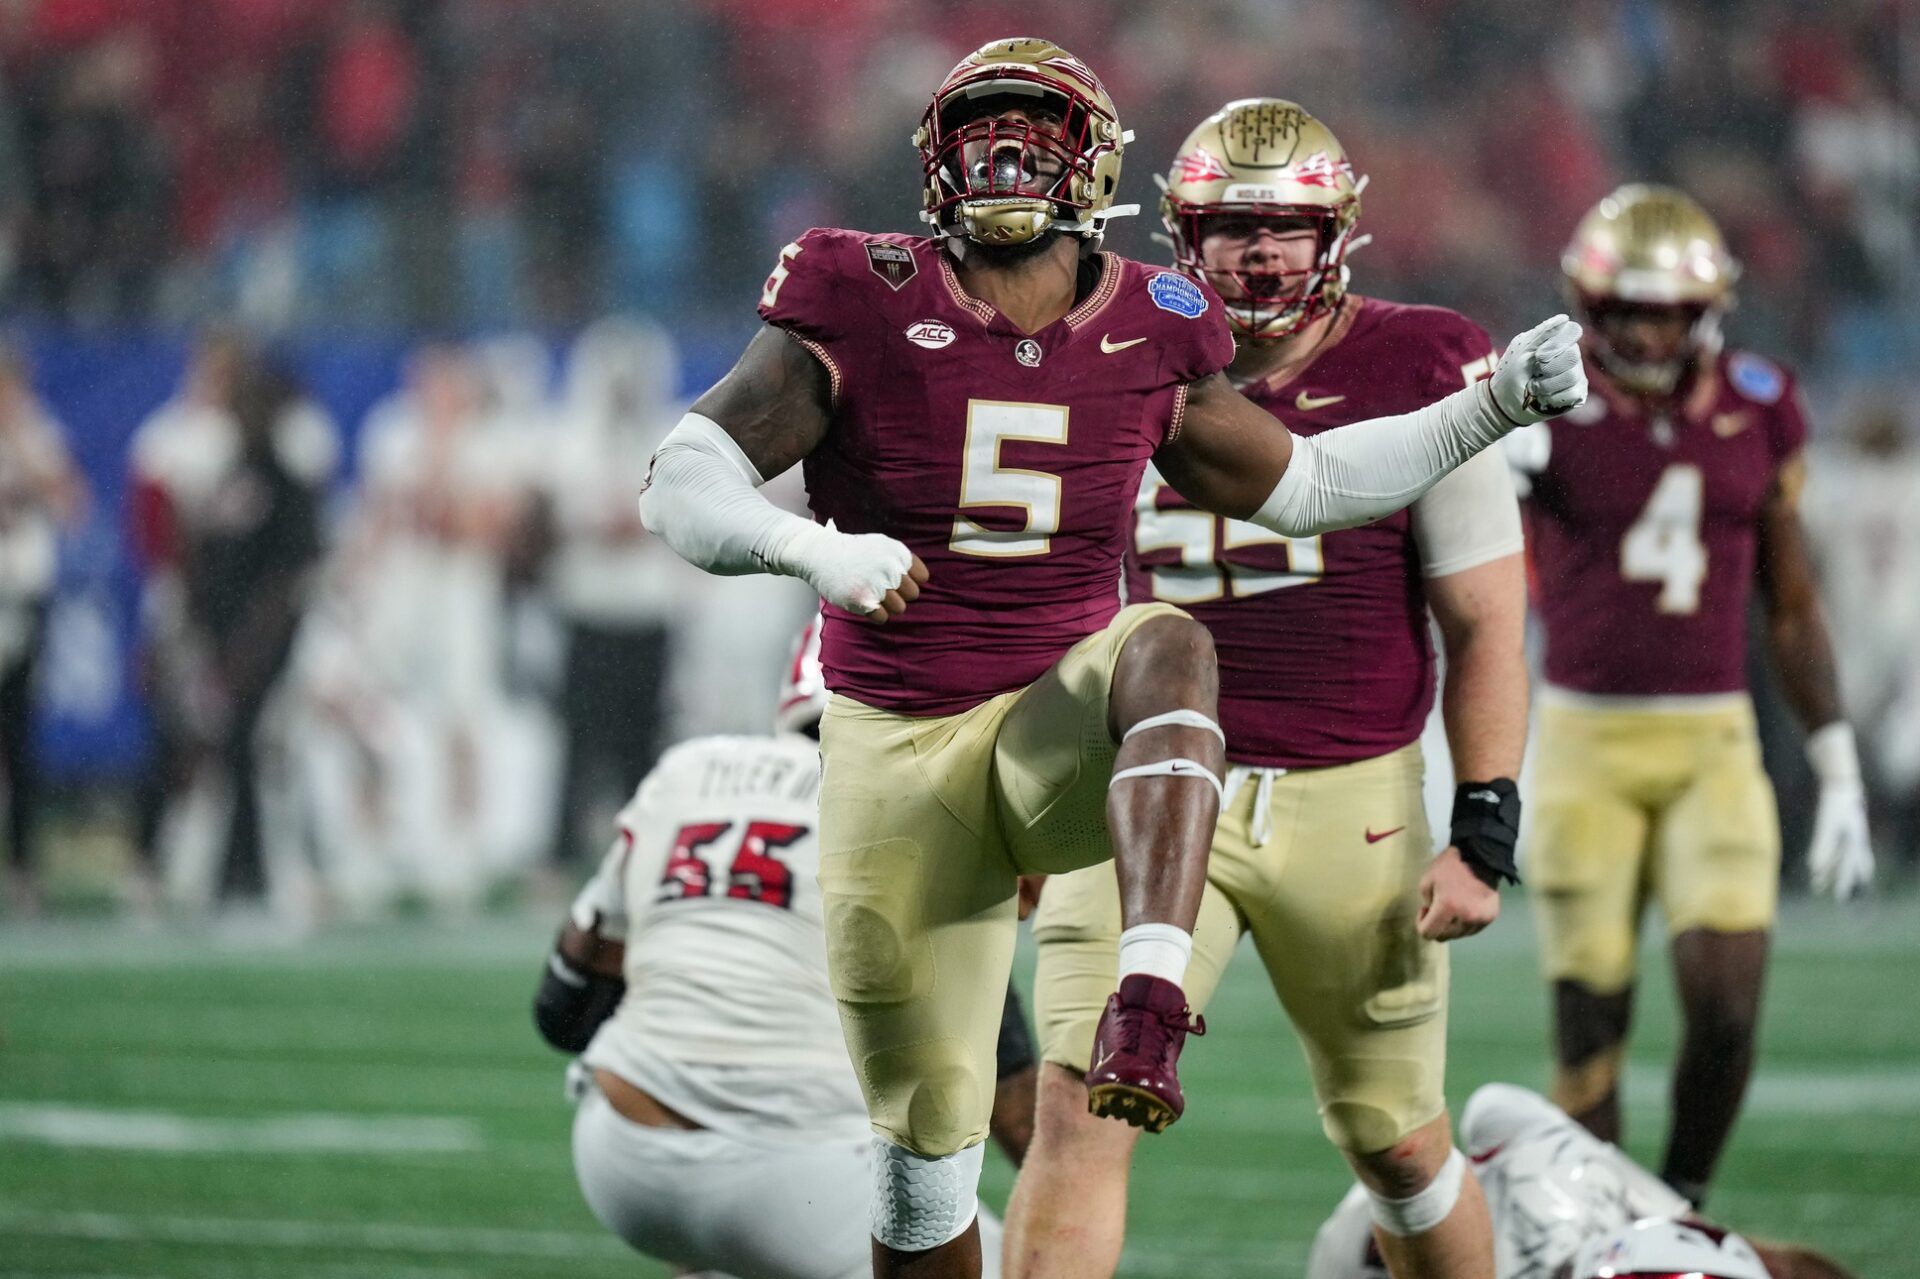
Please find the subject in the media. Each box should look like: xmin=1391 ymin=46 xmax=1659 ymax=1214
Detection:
xmin=1450 ymin=778 xmax=1522 ymax=889
xmin=533 ymin=952 xmax=627 ymax=1054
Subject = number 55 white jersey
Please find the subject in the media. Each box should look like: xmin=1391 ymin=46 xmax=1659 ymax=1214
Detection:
xmin=571 ymin=732 xmax=868 ymax=1141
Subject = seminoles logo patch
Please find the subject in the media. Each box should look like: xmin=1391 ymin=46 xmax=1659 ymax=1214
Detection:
xmin=1147 ymin=271 xmax=1208 ymax=319
xmin=1015 ymin=338 xmax=1043 ymax=367
xmin=866 ymin=242 xmax=918 ymax=291
xmin=904 ymin=319 xmax=955 ymax=349
xmin=1172 ymin=147 xmax=1233 ymax=184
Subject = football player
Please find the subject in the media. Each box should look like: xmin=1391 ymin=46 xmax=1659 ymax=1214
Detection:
xmin=638 ymin=39 xmax=1585 ymax=1277
xmin=1507 ymin=185 xmax=1874 ymax=1207
xmin=1308 ymin=1084 xmax=1857 ymax=1279
xmin=1004 ymin=99 xmax=1524 ymax=1279
xmin=533 ymin=620 xmax=1035 ymax=1279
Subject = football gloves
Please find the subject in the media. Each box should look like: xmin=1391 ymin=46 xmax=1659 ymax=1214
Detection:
xmin=1806 ymin=722 xmax=1873 ymax=900
xmin=1490 ymin=314 xmax=1587 ymax=425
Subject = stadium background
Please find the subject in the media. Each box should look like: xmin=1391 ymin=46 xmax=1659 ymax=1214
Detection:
xmin=0 ymin=0 xmax=1916 ymax=1275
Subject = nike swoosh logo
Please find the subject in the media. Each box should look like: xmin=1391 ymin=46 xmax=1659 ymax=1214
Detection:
xmin=1295 ymin=391 xmax=1346 ymax=411
xmin=1101 ymin=334 xmax=1148 ymax=354
xmin=1364 ymin=826 xmax=1406 ymax=844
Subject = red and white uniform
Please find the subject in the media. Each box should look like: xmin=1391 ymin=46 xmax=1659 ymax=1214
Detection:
xmin=760 ymin=227 xmax=1235 ymax=716
xmin=567 ymin=732 xmax=1004 ymax=1279
xmin=1309 ymin=1084 xmax=1690 ymax=1279
xmin=573 ymin=732 xmax=858 ymax=1138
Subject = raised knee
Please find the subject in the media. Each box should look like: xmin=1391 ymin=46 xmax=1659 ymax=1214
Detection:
xmin=1125 ymin=613 xmax=1215 ymax=672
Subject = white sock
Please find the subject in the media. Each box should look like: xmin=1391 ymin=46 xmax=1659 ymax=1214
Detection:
xmin=1117 ymin=922 xmax=1192 ymax=986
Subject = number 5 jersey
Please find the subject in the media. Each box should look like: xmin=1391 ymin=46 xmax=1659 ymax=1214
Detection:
xmin=759 ymin=227 xmax=1235 ymax=716
xmin=1506 ymin=349 xmax=1808 ymax=698
xmin=569 ymin=732 xmax=866 ymax=1140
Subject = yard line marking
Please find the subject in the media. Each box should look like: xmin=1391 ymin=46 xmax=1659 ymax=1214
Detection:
xmin=0 ymin=1209 xmax=629 ymax=1260
xmin=0 ymin=1104 xmax=484 ymax=1155
xmin=1622 ymin=1068 xmax=1920 ymax=1115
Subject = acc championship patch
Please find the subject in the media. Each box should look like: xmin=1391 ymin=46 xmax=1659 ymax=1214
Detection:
xmin=1727 ymin=352 xmax=1785 ymax=405
xmin=1147 ymin=271 xmax=1208 ymax=319
xmin=866 ymin=242 xmax=918 ymax=291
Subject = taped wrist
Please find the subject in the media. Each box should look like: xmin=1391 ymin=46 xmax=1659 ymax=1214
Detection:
xmin=533 ymin=952 xmax=626 ymax=1054
xmin=1450 ymin=778 xmax=1522 ymax=888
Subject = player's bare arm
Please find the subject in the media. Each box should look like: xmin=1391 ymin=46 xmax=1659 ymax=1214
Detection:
xmin=690 ymin=324 xmax=836 ymax=481
xmin=1422 ymin=551 xmax=1528 ymax=940
xmin=639 ymin=326 xmax=927 ymax=623
xmin=1755 ymin=456 xmax=1873 ymax=898
xmin=1155 ymin=315 xmax=1588 ymax=535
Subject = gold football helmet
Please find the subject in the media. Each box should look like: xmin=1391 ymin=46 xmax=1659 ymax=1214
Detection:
xmin=1161 ymin=98 xmax=1365 ymax=339
xmin=1562 ymin=184 xmax=1740 ymax=395
xmin=916 ymin=38 xmax=1132 ymax=248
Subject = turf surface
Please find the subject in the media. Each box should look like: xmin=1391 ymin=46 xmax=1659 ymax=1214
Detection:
xmin=1 ymin=895 xmax=1914 ymax=1277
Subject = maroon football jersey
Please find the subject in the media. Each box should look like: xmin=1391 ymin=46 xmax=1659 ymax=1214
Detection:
xmin=1127 ymin=297 xmax=1499 ymax=768
xmin=760 ymin=228 xmax=1234 ymax=715
xmin=1519 ymin=349 xmax=1807 ymax=696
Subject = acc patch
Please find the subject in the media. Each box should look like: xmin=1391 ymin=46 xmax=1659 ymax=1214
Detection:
xmin=866 ymin=242 xmax=919 ymax=291
xmin=1727 ymin=352 xmax=1785 ymax=405
xmin=1147 ymin=271 xmax=1208 ymax=319
xmin=904 ymin=319 xmax=955 ymax=349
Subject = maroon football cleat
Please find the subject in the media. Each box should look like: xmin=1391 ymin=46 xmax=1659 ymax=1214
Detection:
xmin=1084 ymin=974 xmax=1205 ymax=1132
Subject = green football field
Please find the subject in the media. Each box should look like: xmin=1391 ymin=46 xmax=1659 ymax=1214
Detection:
xmin=2 ymin=895 xmax=1914 ymax=1278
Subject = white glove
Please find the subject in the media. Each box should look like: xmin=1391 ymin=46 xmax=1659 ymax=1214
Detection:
xmin=1806 ymin=722 xmax=1874 ymax=899
xmin=1491 ymin=314 xmax=1588 ymax=425
xmin=777 ymin=520 xmax=916 ymax=617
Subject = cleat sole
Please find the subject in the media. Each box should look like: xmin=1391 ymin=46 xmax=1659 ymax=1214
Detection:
xmin=1086 ymin=1082 xmax=1177 ymax=1133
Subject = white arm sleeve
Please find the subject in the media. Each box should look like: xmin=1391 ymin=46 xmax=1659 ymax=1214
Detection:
xmin=1411 ymin=446 xmax=1525 ymax=578
xmin=1253 ymin=380 xmax=1522 ymax=537
xmin=636 ymin=412 xmax=815 ymax=577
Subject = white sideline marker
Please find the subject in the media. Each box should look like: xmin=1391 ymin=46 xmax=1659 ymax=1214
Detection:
xmin=0 ymin=1103 xmax=483 ymax=1155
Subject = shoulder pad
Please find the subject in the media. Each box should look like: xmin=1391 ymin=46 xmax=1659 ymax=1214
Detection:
xmin=1726 ymin=352 xmax=1787 ymax=405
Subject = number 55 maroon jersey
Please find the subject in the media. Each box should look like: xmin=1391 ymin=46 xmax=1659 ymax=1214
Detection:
xmin=759 ymin=227 xmax=1235 ymax=716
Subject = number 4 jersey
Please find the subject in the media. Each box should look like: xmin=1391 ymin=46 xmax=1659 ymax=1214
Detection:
xmin=1507 ymin=350 xmax=1807 ymax=697
xmin=759 ymin=227 xmax=1235 ymax=716
xmin=571 ymin=732 xmax=869 ymax=1141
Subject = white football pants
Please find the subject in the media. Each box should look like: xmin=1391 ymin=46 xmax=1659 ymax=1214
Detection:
xmin=572 ymin=1088 xmax=1004 ymax=1279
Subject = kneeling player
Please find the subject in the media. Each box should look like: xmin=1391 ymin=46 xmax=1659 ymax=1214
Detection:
xmin=1005 ymin=100 xmax=1526 ymax=1278
xmin=1309 ymin=1084 xmax=1857 ymax=1279
xmin=532 ymin=622 xmax=1035 ymax=1279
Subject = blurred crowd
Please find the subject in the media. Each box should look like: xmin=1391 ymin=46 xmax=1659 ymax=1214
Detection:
xmin=0 ymin=0 xmax=1913 ymax=383
xmin=1 ymin=324 xmax=815 ymax=920
xmin=1 ymin=0 xmax=1917 ymax=918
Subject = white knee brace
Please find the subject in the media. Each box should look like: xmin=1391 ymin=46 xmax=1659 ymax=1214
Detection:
xmin=870 ymin=1138 xmax=983 ymax=1252
xmin=1109 ymin=709 xmax=1226 ymax=803
xmin=1365 ymin=1147 xmax=1467 ymax=1238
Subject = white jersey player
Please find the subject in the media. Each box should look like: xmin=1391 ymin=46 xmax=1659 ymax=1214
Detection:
xmin=1308 ymin=1085 xmax=1855 ymax=1279
xmin=533 ymin=620 xmax=1030 ymax=1279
